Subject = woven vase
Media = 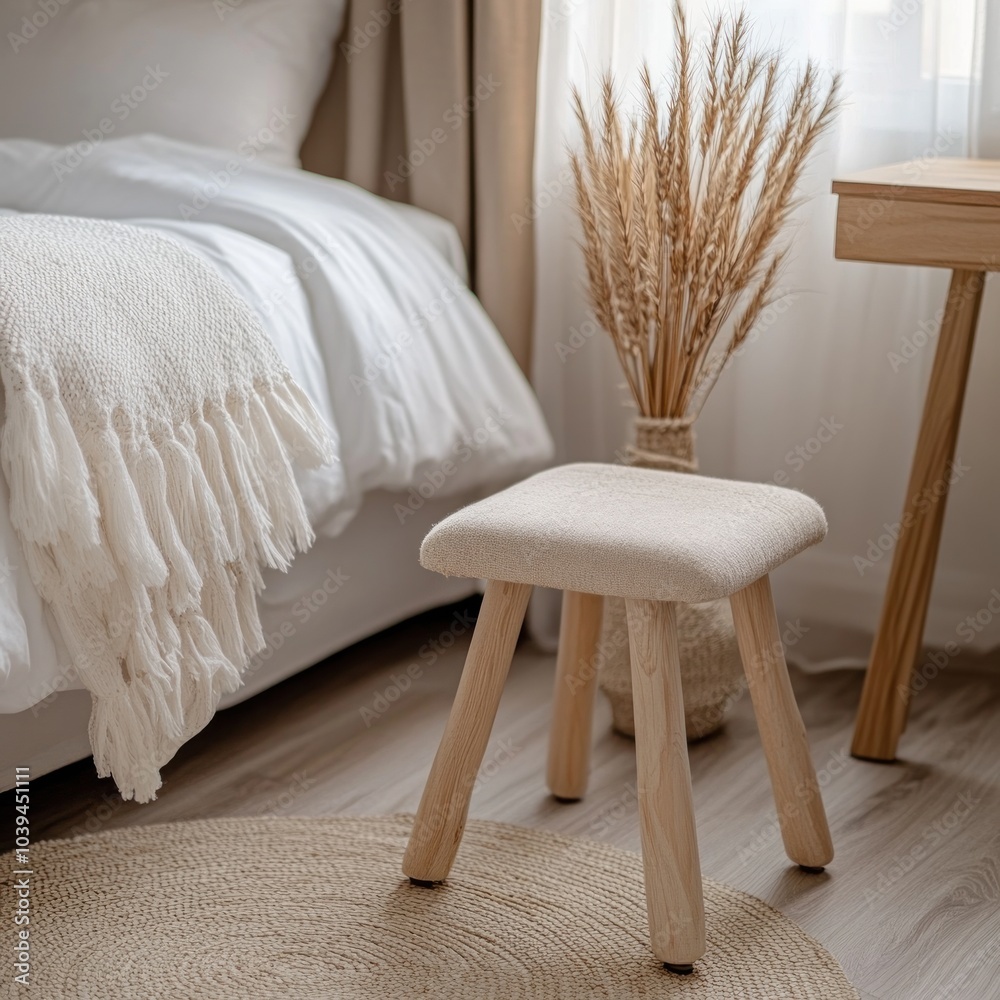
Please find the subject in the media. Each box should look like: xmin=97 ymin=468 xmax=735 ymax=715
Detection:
xmin=598 ymin=416 xmax=745 ymax=740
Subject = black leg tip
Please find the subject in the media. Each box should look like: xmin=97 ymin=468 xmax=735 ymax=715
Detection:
xmin=663 ymin=963 xmax=694 ymax=976
xmin=850 ymin=751 xmax=897 ymax=764
xmin=799 ymin=865 xmax=825 ymax=874
xmin=552 ymin=794 xmax=582 ymax=804
xmin=409 ymin=877 xmax=439 ymax=888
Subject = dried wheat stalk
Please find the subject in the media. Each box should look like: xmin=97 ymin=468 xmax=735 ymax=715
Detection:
xmin=571 ymin=1 xmax=841 ymax=419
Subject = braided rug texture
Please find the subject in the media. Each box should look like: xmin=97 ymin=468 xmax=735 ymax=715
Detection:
xmin=0 ymin=815 xmax=859 ymax=999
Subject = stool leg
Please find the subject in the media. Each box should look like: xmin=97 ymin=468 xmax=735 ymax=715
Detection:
xmin=403 ymin=579 xmax=532 ymax=884
xmin=729 ymin=575 xmax=834 ymax=871
xmin=547 ymin=590 xmax=604 ymax=801
xmin=626 ymin=598 xmax=705 ymax=972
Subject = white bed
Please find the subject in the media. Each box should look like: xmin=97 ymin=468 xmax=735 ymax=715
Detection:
xmin=0 ymin=135 xmax=552 ymax=791
xmin=0 ymin=0 xmax=554 ymax=794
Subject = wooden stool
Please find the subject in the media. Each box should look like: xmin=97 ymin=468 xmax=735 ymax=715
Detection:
xmin=402 ymin=463 xmax=834 ymax=973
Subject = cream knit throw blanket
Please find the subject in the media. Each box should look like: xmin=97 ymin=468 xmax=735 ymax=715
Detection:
xmin=0 ymin=215 xmax=333 ymax=801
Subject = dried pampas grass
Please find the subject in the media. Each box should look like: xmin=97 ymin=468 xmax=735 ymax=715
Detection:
xmin=571 ymin=2 xmax=841 ymax=419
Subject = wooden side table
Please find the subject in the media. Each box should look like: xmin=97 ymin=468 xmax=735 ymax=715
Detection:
xmin=832 ymin=159 xmax=1000 ymax=761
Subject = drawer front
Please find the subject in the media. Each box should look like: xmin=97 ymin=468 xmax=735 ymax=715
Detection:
xmin=835 ymin=195 xmax=1000 ymax=270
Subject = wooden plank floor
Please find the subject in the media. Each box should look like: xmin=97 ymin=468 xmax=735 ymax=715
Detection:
xmin=5 ymin=598 xmax=1000 ymax=999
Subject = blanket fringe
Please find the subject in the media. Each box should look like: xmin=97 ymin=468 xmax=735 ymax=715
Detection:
xmin=3 ymin=373 xmax=333 ymax=802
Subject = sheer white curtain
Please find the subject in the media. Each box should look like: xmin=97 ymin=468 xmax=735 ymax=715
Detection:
xmin=531 ymin=0 xmax=1000 ymax=663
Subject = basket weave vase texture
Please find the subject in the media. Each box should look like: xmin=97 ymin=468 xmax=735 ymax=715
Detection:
xmin=598 ymin=416 xmax=745 ymax=740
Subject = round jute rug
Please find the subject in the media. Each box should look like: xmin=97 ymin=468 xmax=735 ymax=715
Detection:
xmin=1 ymin=815 xmax=858 ymax=999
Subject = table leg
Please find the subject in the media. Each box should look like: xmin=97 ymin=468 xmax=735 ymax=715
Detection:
xmin=851 ymin=268 xmax=985 ymax=762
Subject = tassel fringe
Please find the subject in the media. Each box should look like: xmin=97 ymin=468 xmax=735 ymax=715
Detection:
xmin=2 ymin=374 xmax=333 ymax=802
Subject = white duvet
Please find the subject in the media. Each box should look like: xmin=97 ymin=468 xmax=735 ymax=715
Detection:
xmin=0 ymin=135 xmax=552 ymax=712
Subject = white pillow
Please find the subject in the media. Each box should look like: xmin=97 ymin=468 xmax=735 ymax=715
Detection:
xmin=0 ymin=0 xmax=346 ymax=168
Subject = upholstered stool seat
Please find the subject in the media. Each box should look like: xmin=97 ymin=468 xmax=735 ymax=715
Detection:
xmin=403 ymin=463 xmax=834 ymax=976
xmin=420 ymin=463 xmax=828 ymax=603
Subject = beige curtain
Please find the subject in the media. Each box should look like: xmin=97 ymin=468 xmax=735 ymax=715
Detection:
xmin=301 ymin=0 xmax=542 ymax=374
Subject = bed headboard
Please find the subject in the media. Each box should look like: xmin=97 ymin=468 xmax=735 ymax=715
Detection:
xmin=299 ymin=0 xmax=543 ymax=375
